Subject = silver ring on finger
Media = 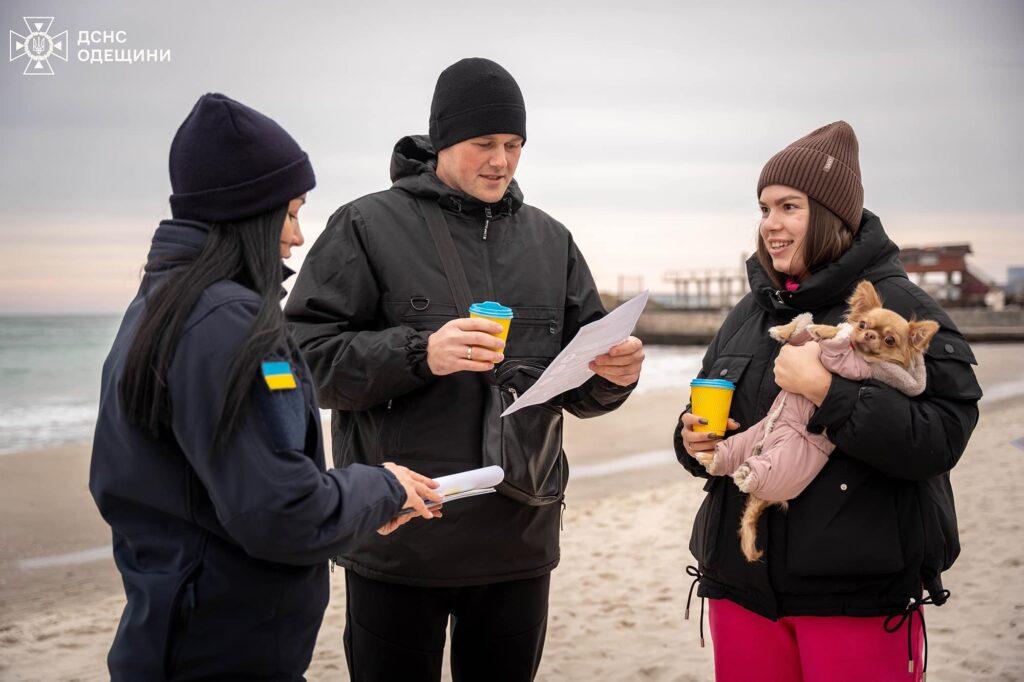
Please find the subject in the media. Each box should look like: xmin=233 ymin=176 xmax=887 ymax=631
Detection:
xmin=466 ymin=345 xmax=473 ymax=361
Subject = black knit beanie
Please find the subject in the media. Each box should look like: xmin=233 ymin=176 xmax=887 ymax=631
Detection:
xmin=429 ymin=58 xmax=526 ymax=152
xmin=168 ymin=93 xmax=315 ymax=222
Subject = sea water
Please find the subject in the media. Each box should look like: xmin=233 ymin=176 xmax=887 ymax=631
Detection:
xmin=0 ymin=314 xmax=708 ymax=455
xmin=0 ymin=315 xmax=121 ymax=454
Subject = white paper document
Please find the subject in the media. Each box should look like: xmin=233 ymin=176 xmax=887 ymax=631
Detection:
xmin=501 ymin=290 xmax=650 ymax=417
xmin=398 ymin=465 xmax=505 ymax=516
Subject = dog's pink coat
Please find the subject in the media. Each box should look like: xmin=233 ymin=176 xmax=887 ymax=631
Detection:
xmin=712 ymin=334 xmax=872 ymax=501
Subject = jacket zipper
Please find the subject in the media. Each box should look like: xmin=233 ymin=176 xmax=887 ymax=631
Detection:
xmin=515 ymin=318 xmax=558 ymax=335
xmin=480 ymin=208 xmax=497 ymax=299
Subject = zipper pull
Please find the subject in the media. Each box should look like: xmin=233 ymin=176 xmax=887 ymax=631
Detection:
xmin=482 ymin=207 xmax=492 ymax=241
xmin=508 ymin=386 xmax=518 ymax=400
xmin=330 ymin=558 xmax=336 ymax=573
xmin=387 ymin=399 xmax=393 ymax=410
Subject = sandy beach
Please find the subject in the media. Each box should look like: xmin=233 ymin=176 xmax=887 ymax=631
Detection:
xmin=1 ymin=344 xmax=1023 ymax=681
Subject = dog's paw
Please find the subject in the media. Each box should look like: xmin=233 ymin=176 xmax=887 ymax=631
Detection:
xmin=806 ymin=323 xmax=833 ymax=339
xmin=792 ymin=312 xmax=814 ymax=329
xmin=732 ymin=463 xmax=757 ymax=493
xmin=695 ymin=451 xmax=715 ymax=472
xmin=768 ymin=325 xmax=789 ymax=342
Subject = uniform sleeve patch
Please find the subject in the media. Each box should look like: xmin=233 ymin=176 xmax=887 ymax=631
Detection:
xmin=262 ymin=361 xmax=297 ymax=391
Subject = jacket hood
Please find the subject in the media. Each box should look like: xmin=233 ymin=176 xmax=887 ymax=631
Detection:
xmin=143 ymin=219 xmax=294 ymax=283
xmin=389 ymin=134 xmax=524 ymax=217
xmin=746 ymin=209 xmax=906 ymax=314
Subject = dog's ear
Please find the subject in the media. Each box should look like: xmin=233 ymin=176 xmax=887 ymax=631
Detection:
xmin=908 ymin=319 xmax=940 ymax=353
xmin=848 ymin=280 xmax=883 ymax=315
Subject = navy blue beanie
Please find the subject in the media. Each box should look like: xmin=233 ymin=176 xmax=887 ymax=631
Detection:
xmin=429 ymin=58 xmax=526 ymax=152
xmin=168 ymin=93 xmax=315 ymax=222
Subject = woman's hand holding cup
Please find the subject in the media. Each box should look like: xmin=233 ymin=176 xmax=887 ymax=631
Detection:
xmin=680 ymin=412 xmax=740 ymax=464
xmin=427 ymin=318 xmax=507 ymax=376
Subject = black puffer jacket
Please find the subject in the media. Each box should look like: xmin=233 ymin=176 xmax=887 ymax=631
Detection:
xmin=286 ymin=135 xmax=633 ymax=587
xmin=675 ymin=210 xmax=981 ymax=619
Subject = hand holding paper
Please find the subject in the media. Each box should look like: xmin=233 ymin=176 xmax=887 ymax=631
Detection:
xmin=501 ymin=291 xmax=649 ymax=416
xmin=589 ymin=335 xmax=645 ymax=387
xmin=395 ymin=465 xmax=505 ymax=518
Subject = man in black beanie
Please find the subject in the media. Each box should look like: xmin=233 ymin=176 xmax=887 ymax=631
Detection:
xmin=287 ymin=58 xmax=645 ymax=681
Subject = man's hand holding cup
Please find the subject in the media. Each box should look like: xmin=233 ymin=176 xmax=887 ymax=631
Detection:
xmin=427 ymin=318 xmax=507 ymax=376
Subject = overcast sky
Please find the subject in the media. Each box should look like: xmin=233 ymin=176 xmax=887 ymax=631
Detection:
xmin=1 ymin=0 xmax=1022 ymax=313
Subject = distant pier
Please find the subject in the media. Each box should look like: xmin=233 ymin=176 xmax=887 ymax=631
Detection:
xmin=605 ymin=296 xmax=1024 ymax=345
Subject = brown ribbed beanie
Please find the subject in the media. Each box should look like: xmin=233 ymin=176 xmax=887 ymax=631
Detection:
xmin=757 ymin=121 xmax=864 ymax=231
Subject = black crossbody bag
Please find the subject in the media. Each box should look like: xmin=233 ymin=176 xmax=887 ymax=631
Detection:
xmin=417 ymin=197 xmax=567 ymax=506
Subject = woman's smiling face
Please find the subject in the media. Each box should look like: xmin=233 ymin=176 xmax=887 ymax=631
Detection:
xmin=758 ymin=185 xmax=810 ymax=278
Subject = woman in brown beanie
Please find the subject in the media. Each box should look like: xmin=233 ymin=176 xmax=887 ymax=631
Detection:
xmin=674 ymin=122 xmax=982 ymax=680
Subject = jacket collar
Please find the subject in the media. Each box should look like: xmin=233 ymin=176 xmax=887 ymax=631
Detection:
xmin=144 ymin=219 xmax=295 ymax=286
xmin=389 ymin=134 xmax=523 ymax=218
xmin=746 ymin=210 xmax=907 ymax=314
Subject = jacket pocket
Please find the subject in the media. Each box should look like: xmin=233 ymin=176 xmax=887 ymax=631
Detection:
xmin=917 ymin=474 xmax=960 ymax=586
xmin=689 ymin=477 xmax=725 ymax=570
xmin=385 ymin=296 xmax=458 ymax=332
xmin=484 ymin=360 xmax=566 ymax=505
xmin=923 ymin=330 xmax=982 ymax=401
xmin=374 ymin=399 xmax=402 ymax=464
xmin=786 ymin=457 xmax=904 ymax=576
xmin=163 ymin=561 xmax=203 ymax=677
xmin=705 ymin=354 xmax=752 ymax=387
xmin=507 ymin=306 xmax=563 ymax=359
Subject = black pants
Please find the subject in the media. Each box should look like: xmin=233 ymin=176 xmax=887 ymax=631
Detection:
xmin=343 ymin=570 xmax=550 ymax=682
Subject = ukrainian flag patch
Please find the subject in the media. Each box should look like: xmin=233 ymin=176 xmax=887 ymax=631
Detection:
xmin=262 ymin=361 xmax=297 ymax=391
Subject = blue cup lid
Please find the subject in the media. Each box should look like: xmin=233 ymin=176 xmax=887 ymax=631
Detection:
xmin=690 ymin=378 xmax=735 ymax=390
xmin=469 ymin=301 xmax=514 ymax=319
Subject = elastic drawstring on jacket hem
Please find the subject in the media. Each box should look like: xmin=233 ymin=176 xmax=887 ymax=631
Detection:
xmin=883 ymin=590 xmax=950 ymax=679
xmin=684 ymin=565 xmax=706 ymax=648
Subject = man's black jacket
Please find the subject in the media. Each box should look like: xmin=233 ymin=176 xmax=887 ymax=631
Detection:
xmin=286 ymin=135 xmax=634 ymax=586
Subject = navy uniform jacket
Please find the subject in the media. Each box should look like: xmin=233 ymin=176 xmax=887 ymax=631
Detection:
xmin=89 ymin=219 xmax=405 ymax=681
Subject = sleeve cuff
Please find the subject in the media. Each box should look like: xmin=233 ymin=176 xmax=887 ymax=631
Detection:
xmin=589 ymin=374 xmax=636 ymax=404
xmin=807 ymin=375 xmax=862 ymax=437
xmin=377 ymin=465 xmax=409 ymax=510
xmin=405 ymin=329 xmax=434 ymax=381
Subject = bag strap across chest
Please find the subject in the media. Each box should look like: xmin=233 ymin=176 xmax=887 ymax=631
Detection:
xmin=417 ymin=197 xmax=474 ymax=317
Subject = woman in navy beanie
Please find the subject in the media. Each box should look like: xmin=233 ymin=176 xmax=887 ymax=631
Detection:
xmin=90 ymin=93 xmax=441 ymax=680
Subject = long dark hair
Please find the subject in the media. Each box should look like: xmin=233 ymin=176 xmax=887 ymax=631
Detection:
xmin=120 ymin=206 xmax=289 ymax=453
xmin=756 ymin=198 xmax=854 ymax=288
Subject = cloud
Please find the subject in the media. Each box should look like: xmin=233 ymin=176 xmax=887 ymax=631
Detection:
xmin=1 ymin=0 xmax=1022 ymax=311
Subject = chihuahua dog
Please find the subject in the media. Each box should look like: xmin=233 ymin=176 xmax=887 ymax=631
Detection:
xmin=703 ymin=280 xmax=939 ymax=562
xmin=804 ymin=280 xmax=940 ymax=371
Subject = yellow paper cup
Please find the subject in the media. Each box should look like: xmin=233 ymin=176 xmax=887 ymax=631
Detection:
xmin=469 ymin=301 xmax=513 ymax=348
xmin=690 ymin=378 xmax=735 ymax=436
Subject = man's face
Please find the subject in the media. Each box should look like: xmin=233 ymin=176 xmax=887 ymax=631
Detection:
xmin=435 ymin=134 xmax=523 ymax=204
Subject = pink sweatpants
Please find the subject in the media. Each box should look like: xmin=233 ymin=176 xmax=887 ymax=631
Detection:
xmin=709 ymin=598 xmax=924 ymax=682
